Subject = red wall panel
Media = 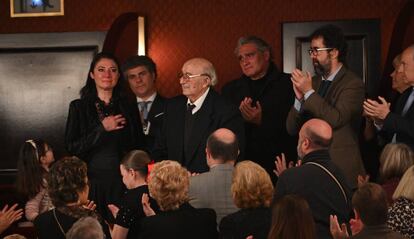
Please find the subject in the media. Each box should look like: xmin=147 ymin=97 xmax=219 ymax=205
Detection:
xmin=0 ymin=0 xmax=409 ymax=97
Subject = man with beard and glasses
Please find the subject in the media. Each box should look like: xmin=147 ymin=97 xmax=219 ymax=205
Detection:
xmin=286 ymin=25 xmax=365 ymax=188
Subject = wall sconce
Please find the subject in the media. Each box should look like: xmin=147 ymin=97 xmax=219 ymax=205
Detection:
xmin=138 ymin=16 xmax=146 ymax=56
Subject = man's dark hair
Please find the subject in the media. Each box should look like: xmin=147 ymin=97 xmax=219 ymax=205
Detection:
xmin=310 ymin=24 xmax=348 ymax=64
xmin=352 ymin=183 xmax=388 ymax=226
xmin=122 ymin=55 xmax=157 ymax=78
xmin=206 ymin=132 xmax=238 ymax=162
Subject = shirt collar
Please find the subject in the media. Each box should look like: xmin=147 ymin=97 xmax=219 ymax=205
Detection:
xmin=137 ymin=92 xmax=157 ymax=103
xmin=323 ymin=64 xmax=343 ymax=82
xmin=187 ymin=87 xmax=210 ymax=114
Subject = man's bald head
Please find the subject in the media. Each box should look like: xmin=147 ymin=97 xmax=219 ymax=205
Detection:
xmin=206 ymin=128 xmax=239 ymax=163
xmin=300 ymin=119 xmax=333 ymax=149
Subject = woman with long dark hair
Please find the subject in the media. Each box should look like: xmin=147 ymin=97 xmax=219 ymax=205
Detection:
xmin=65 ymin=52 xmax=145 ymax=222
xmin=15 ymin=139 xmax=54 ymax=221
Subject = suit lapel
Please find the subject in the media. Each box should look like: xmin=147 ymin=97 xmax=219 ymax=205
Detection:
xmin=396 ymin=88 xmax=412 ymax=114
xmin=147 ymin=95 xmax=164 ymax=121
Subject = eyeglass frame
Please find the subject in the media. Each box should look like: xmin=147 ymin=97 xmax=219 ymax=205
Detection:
xmin=178 ymin=72 xmax=211 ymax=80
xmin=308 ymin=47 xmax=334 ymax=56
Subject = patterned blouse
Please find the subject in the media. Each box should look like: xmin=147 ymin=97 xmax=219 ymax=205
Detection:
xmin=388 ymin=197 xmax=414 ymax=239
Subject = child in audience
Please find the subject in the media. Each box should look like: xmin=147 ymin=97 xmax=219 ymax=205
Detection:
xmin=108 ymin=150 xmax=158 ymax=239
xmin=15 ymin=139 xmax=54 ymax=221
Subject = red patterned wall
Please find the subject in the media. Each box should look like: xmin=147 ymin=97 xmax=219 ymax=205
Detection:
xmin=0 ymin=0 xmax=409 ymax=97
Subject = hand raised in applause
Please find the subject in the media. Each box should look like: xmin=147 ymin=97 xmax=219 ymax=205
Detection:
xmin=239 ymin=97 xmax=262 ymax=125
xmin=82 ymin=200 xmax=97 ymax=211
xmin=330 ymin=215 xmax=349 ymax=239
xmin=291 ymin=69 xmax=313 ymax=100
xmin=363 ymin=97 xmax=390 ymax=120
xmin=273 ymin=153 xmax=301 ymax=177
xmin=0 ymin=204 xmax=23 ymax=234
xmin=102 ymin=114 xmax=126 ymax=131
xmin=107 ymin=204 xmax=119 ymax=218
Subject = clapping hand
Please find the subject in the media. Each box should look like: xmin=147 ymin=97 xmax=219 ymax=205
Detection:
xmin=82 ymin=200 xmax=97 ymax=211
xmin=273 ymin=153 xmax=301 ymax=177
xmin=0 ymin=204 xmax=23 ymax=234
xmin=291 ymin=69 xmax=313 ymax=100
xmin=239 ymin=97 xmax=262 ymax=125
xmin=330 ymin=215 xmax=349 ymax=239
xmin=108 ymin=204 xmax=119 ymax=218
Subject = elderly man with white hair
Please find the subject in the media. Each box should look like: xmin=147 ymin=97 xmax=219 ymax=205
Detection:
xmin=152 ymin=58 xmax=245 ymax=173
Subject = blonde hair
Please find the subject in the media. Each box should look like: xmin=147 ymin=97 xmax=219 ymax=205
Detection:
xmin=148 ymin=160 xmax=189 ymax=211
xmin=393 ymin=165 xmax=414 ymax=201
xmin=232 ymin=161 xmax=273 ymax=208
xmin=379 ymin=143 xmax=414 ymax=182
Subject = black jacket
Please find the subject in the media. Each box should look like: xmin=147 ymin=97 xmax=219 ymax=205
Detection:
xmin=152 ymin=89 xmax=245 ymax=173
xmin=65 ymin=96 xmax=145 ymax=174
xmin=222 ymin=63 xmax=296 ymax=174
xmin=139 ymin=203 xmax=218 ymax=239
xmin=275 ymin=150 xmax=352 ymax=239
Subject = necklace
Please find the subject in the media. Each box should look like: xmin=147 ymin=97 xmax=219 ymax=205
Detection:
xmin=53 ymin=209 xmax=66 ymax=237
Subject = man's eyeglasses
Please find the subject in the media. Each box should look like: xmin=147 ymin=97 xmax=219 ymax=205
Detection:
xmin=178 ymin=72 xmax=211 ymax=80
xmin=308 ymin=47 xmax=334 ymax=56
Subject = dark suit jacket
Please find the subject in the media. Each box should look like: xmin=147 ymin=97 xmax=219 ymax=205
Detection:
xmin=152 ymin=88 xmax=245 ymax=173
xmin=139 ymin=203 xmax=218 ymax=239
xmin=286 ymin=66 xmax=365 ymax=188
xmin=141 ymin=94 xmax=166 ymax=153
xmin=275 ymin=150 xmax=352 ymax=239
xmin=382 ymin=87 xmax=414 ymax=150
xmin=222 ymin=63 xmax=296 ymax=174
xmin=219 ymin=207 xmax=271 ymax=239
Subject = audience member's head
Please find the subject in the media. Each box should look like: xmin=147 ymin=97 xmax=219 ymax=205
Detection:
xmin=16 ymin=139 xmax=54 ymax=198
xmin=206 ymin=128 xmax=239 ymax=166
xmin=399 ymin=44 xmax=414 ymax=85
xmin=120 ymin=150 xmax=151 ymax=189
xmin=352 ymin=183 xmax=388 ymax=226
xmin=80 ymin=52 xmax=124 ymax=99
xmin=391 ymin=54 xmax=410 ymax=93
xmin=179 ymin=58 xmax=217 ymax=102
xmin=148 ymin=160 xmax=189 ymax=211
xmin=231 ymin=160 xmax=273 ymax=209
xmin=379 ymin=143 xmax=414 ymax=182
xmin=297 ymin=119 xmax=332 ymax=159
xmin=47 ymin=156 xmax=89 ymax=207
xmin=235 ymin=36 xmax=272 ymax=80
xmin=393 ymin=165 xmax=414 ymax=201
xmin=122 ymin=55 xmax=157 ymax=100
xmin=66 ymin=216 xmax=104 ymax=239
xmin=268 ymin=195 xmax=316 ymax=239
xmin=309 ymin=24 xmax=347 ymax=65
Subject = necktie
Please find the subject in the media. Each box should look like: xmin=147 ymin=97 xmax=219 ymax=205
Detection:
xmin=402 ymin=89 xmax=414 ymax=116
xmin=318 ymin=80 xmax=332 ymax=97
xmin=138 ymin=101 xmax=151 ymax=121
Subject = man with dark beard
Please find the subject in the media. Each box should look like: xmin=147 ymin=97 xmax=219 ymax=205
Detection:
xmin=286 ymin=25 xmax=365 ymax=188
